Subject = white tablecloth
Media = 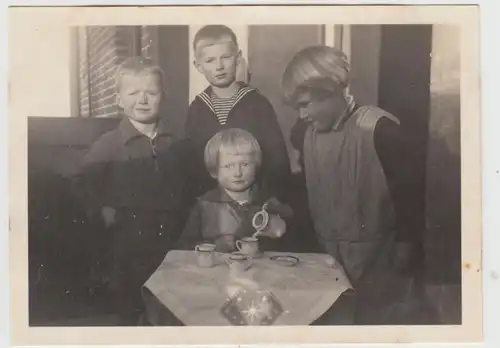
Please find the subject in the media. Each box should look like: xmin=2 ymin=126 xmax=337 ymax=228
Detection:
xmin=144 ymin=250 xmax=352 ymax=326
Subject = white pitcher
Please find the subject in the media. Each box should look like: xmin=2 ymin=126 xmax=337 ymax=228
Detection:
xmin=252 ymin=202 xmax=287 ymax=239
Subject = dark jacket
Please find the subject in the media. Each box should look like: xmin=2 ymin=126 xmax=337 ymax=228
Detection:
xmin=71 ymin=116 xmax=192 ymax=217
xmin=69 ymin=116 xmax=193 ymax=269
xmin=177 ymin=185 xmax=293 ymax=253
xmin=185 ymin=83 xmax=292 ymax=201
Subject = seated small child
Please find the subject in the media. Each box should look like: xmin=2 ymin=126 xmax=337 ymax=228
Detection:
xmin=178 ymin=128 xmax=292 ymax=252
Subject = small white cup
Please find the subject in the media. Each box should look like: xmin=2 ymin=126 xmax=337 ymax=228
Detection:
xmin=236 ymin=236 xmax=259 ymax=257
xmin=195 ymin=243 xmax=216 ymax=268
xmin=226 ymin=252 xmax=251 ymax=273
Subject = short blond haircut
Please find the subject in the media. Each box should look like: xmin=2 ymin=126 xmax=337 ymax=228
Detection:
xmin=281 ymin=45 xmax=350 ymax=107
xmin=204 ymin=128 xmax=262 ymax=177
xmin=114 ymin=56 xmax=166 ymax=92
xmin=193 ymin=25 xmax=239 ymax=55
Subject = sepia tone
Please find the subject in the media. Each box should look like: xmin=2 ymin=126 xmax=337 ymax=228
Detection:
xmin=9 ymin=5 xmax=481 ymax=345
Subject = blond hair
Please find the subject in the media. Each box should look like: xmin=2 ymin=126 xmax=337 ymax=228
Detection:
xmin=281 ymin=45 xmax=350 ymax=106
xmin=204 ymin=128 xmax=262 ymax=177
xmin=114 ymin=56 xmax=166 ymax=92
xmin=193 ymin=25 xmax=239 ymax=54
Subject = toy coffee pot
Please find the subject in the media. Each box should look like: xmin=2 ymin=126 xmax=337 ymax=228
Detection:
xmin=252 ymin=202 xmax=286 ymax=239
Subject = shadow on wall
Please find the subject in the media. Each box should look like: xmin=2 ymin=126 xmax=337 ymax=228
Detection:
xmin=421 ymin=92 xmax=462 ymax=325
xmin=425 ymin=92 xmax=461 ymax=285
xmin=28 ymin=117 xmax=120 ymax=324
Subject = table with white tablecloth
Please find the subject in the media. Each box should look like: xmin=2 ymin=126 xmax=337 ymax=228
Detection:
xmin=142 ymin=250 xmax=355 ymax=326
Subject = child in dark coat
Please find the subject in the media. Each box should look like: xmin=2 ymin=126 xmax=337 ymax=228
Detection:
xmin=70 ymin=57 xmax=191 ymax=325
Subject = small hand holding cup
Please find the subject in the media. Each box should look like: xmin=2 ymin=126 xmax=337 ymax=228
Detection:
xmin=215 ymin=235 xmax=236 ymax=253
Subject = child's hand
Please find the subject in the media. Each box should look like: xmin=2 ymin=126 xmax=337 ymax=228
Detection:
xmin=252 ymin=215 xmax=286 ymax=239
xmin=325 ymin=255 xmax=342 ymax=269
xmin=101 ymin=206 xmax=117 ymax=228
xmin=263 ymin=198 xmax=293 ymax=219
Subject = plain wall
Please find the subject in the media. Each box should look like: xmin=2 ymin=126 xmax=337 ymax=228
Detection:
xmin=348 ymin=25 xmax=382 ymax=107
xmin=157 ymin=26 xmax=190 ymax=138
xmin=248 ymin=25 xmax=323 ymax=172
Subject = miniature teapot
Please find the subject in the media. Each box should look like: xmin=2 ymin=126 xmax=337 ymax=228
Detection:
xmin=252 ymin=202 xmax=287 ymax=239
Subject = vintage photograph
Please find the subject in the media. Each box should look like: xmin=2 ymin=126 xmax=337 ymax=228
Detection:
xmin=10 ymin=4 xmax=482 ymax=345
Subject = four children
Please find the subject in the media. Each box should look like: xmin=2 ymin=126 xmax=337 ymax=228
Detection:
xmin=74 ymin=26 xmax=397 ymax=326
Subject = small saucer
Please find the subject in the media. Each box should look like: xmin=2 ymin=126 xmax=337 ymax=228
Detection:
xmin=269 ymin=255 xmax=300 ymax=267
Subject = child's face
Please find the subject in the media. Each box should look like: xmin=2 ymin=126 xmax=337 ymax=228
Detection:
xmin=295 ymin=88 xmax=347 ymax=133
xmin=194 ymin=36 xmax=241 ymax=88
xmin=117 ymin=72 xmax=162 ymax=124
xmin=216 ymin=148 xmax=257 ymax=193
